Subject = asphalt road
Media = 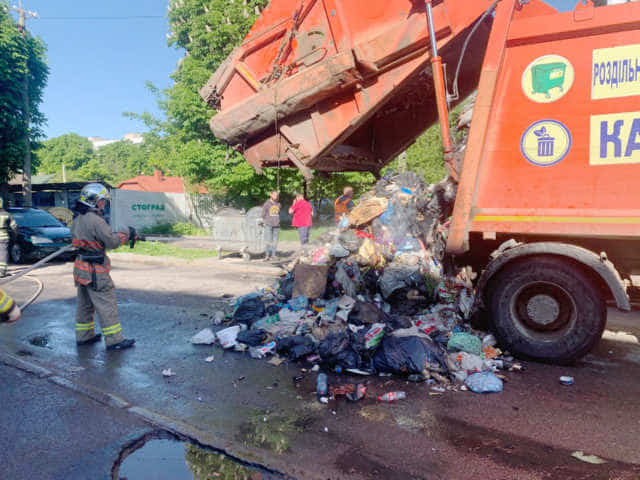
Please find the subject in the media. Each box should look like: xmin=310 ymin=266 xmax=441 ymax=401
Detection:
xmin=0 ymin=364 xmax=151 ymax=480
xmin=2 ymin=258 xmax=640 ymax=479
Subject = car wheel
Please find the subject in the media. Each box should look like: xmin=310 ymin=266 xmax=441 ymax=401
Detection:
xmin=10 ymin=243 xmax=24 ymax=264
xmin=488 ymin=256 xmax=606 ymax=364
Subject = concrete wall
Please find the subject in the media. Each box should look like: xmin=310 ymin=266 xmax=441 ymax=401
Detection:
xmin=111 ymin=189 xmax=190 ymax=231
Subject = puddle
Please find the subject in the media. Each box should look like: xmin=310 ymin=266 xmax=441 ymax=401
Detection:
xmin=113 ymin=431 xmax=286 ymax=480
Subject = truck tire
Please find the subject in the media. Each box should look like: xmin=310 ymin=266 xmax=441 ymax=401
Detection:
xmin=488 ymin=256 xmax=606 ymax=364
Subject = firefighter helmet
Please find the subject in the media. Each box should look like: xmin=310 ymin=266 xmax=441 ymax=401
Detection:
xmin=79 ymin=183 xmax=110 ymax=208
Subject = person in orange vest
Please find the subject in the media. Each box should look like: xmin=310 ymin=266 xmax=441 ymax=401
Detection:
xmin=334 ymin=186 xmax=354 ymax=223
xmin=0 ymin=288 xmax=21 ymax=323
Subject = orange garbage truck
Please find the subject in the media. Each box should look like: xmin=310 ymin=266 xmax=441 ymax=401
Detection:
xmin=201 ymin=0 xmax=640 ymax=363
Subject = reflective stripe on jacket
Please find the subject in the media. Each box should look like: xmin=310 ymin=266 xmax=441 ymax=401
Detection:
xmin=0 ymin=289 xmax=14 ymax=315
xmin=0 ymin=210 xmax=16 ymax=241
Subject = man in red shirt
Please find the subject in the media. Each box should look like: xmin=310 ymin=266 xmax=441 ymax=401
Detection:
xmin=288 ymin=192 xmax=313 ymax=246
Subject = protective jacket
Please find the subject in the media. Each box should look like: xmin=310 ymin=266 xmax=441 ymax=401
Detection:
xmin=0 ymin=209 xmax=17 ymax=241
xmin=0 ymin=289 xmax=16 ymax=322
xmin=71 ymin=211 xmax=128 ymax=291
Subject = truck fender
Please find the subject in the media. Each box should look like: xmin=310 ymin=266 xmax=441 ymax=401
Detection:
xmin=476 ymin=241 xmax=631 ymax=312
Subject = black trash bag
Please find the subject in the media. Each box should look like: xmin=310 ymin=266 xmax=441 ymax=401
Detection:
xmin=387 ymin=314 xmax=413 ymax=330
xmin=265 ymin=304 xmax=280 ymax=316
xmin=319 ymin=332 xmax=362 ymax=369
xmin=237 ymin=329 xmax=268 ymax=347
xmin=334 ymin=348 xmax=361 ymax=369
xmin=373 ymin=336 xmax=448 ymax=374
xmin=318 ymin=332 xmax=350 ymax=360
xmin=348 ymin=301 xmax=387 ymax=325
xmin=361 ymin=268 xmax=380 ymax=294
xmin=278 ymin=272 xmax=295 ymax=300
xmin=233 ymin=297 xmax=266 ymax=326
xmin=386 ymin=290 xmax=424 ymax=316
xmin=276 ymin=335 xmax=316 ymax=361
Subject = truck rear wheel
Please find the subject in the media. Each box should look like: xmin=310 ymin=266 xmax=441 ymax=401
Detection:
xmin=488 ymin=256 xmax=606 ymax=363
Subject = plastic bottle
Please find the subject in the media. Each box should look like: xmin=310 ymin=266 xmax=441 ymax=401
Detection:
xmin=316 ymin=373 xmax=328 ymax=396
xmin=377 ymin=391 xmax=406 ymax=402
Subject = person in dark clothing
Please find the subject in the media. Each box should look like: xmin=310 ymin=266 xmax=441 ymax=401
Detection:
xmin=261 ymin=191 xmax=281 ymax=260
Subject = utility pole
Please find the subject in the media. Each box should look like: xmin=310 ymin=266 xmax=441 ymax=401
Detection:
xmin=11 ymin=1 xmax=38 ymax=207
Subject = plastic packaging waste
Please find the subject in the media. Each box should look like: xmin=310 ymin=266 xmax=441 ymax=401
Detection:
xmin=213 ymin=311 xmax=225 ymax=325
xmin=448 ymin=332 xmax=483 ymax=356
xmin=217 ymin=325 xmax=243 ymax=349
xmin=191 ymin=328 xmax=217 ymax=345
xmin=249 ymin=341 xmax=277 ymax=359
xmin=364 ymin=323 xmax=385 ymax=349
xmin=316 ymin=373 xmax=328 ymax=396
xmin=377 ymin=391 xmax=406 ymax=402
xmin=465 ymin=371 xmax=504 ymax=393
xmin=287 ymin=295 xmax=309 ymax=311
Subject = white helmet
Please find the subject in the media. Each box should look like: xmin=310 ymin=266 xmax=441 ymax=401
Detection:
xmin=79 ymin=183 xmax=110 ymax=208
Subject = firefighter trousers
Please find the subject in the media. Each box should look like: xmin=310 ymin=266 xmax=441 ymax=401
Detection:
xmin=75 ymin=284 xmax=125 ymax=346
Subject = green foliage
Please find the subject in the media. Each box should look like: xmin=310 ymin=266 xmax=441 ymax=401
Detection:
xmin=141 ymin=221 xmax=208 ymax=236
xmin=403 ymin=126 xmax=448 ymax=184
xmin=0 ymin=3 xmax=48 ymax=183
xmin=36 ymin=134 xmax=151 ymax=185
xmin=36 ymin=133 xmax=93 ymax=174
xmin=113 ymin=241 xmax=218 ymax=260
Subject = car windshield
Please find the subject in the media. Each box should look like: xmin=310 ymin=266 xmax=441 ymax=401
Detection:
xmin=10 ymin=210 xmax=63 ymax=228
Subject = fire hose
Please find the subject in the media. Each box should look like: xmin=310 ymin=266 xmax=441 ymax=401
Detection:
xmin=0 ymin=245 xmax=74 ymax=311
xmin=0 ymin=230 xmax=145 ymax=311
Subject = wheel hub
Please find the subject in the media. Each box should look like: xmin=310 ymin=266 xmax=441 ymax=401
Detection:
xmin=526 ymin=294 xmax=560 ymax=325
xmin=510 ymin=281 xmax=577 ymax=341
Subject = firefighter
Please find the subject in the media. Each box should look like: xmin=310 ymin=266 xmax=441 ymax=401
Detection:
xmin=0 ymin=198 xmax=17 ymax=278
xmin=334 ymin=186 xmax=355 ymax=223
xmin=72 ymin=183 xmax=135 ymax=350
xmin=0 ymin=288 xmax=21 ymax=323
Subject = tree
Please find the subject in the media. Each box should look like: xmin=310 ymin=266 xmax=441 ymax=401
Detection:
xmin=0 ymin=4 xmax=48 ymax=183
xmin=36 ymin=133 xmax=94 ymax=176
xmin=90 ymin=140 xmax=149 ymax=184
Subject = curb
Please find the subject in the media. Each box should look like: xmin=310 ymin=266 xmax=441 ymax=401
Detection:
xmin=0 ymin=352 xmax=53 ymax=378
xmin=0 ymin=348 xmax=292 ymax=479
xmin=49 ymin=375 xmax=130 ymax=409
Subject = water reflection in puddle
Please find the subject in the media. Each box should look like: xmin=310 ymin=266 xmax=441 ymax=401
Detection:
xmin=116 ymin=436 xmax=282 ymax=480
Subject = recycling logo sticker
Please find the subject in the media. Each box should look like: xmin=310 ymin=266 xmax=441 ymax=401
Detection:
xmin=521 ymin=119 xmax=572 ymax=167
xmin=521 ymin=55 xmax=574 ymax=103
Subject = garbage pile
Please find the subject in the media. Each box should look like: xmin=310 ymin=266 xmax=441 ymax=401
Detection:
xmin=196 ymin=172 xmax=521 ymax=396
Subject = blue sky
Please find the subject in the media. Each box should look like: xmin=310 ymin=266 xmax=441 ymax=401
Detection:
xmin=11 ymin=0 xmax=183 ymax=141
xmin=13 ymin=0 xmax=578 ymax=141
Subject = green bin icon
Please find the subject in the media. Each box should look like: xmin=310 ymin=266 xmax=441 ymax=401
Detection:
xmin=531 ymin=62 xmax=566 ymax=98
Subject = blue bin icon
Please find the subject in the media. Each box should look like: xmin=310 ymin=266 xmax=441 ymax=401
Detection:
xmin=534 ymin=126 xmax=554 ymax=157
xmin=537 ymin=136 xmax=555 ymax=156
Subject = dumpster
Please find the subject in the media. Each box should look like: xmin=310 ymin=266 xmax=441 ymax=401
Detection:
xmin=211 ymin=207 xmax=265 ymax=254
xmin=531 ymin=62 xmax=566 ymax=98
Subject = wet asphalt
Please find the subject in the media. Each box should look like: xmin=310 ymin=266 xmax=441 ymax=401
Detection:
xmin=0 ymin=364 xmax=151 ymax=480
xmin=2 ymin=258 xmax=640 ymax=479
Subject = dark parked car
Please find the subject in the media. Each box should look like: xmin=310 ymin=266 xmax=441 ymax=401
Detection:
xmin=8 ymin=208 xmax=74 ymax=263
